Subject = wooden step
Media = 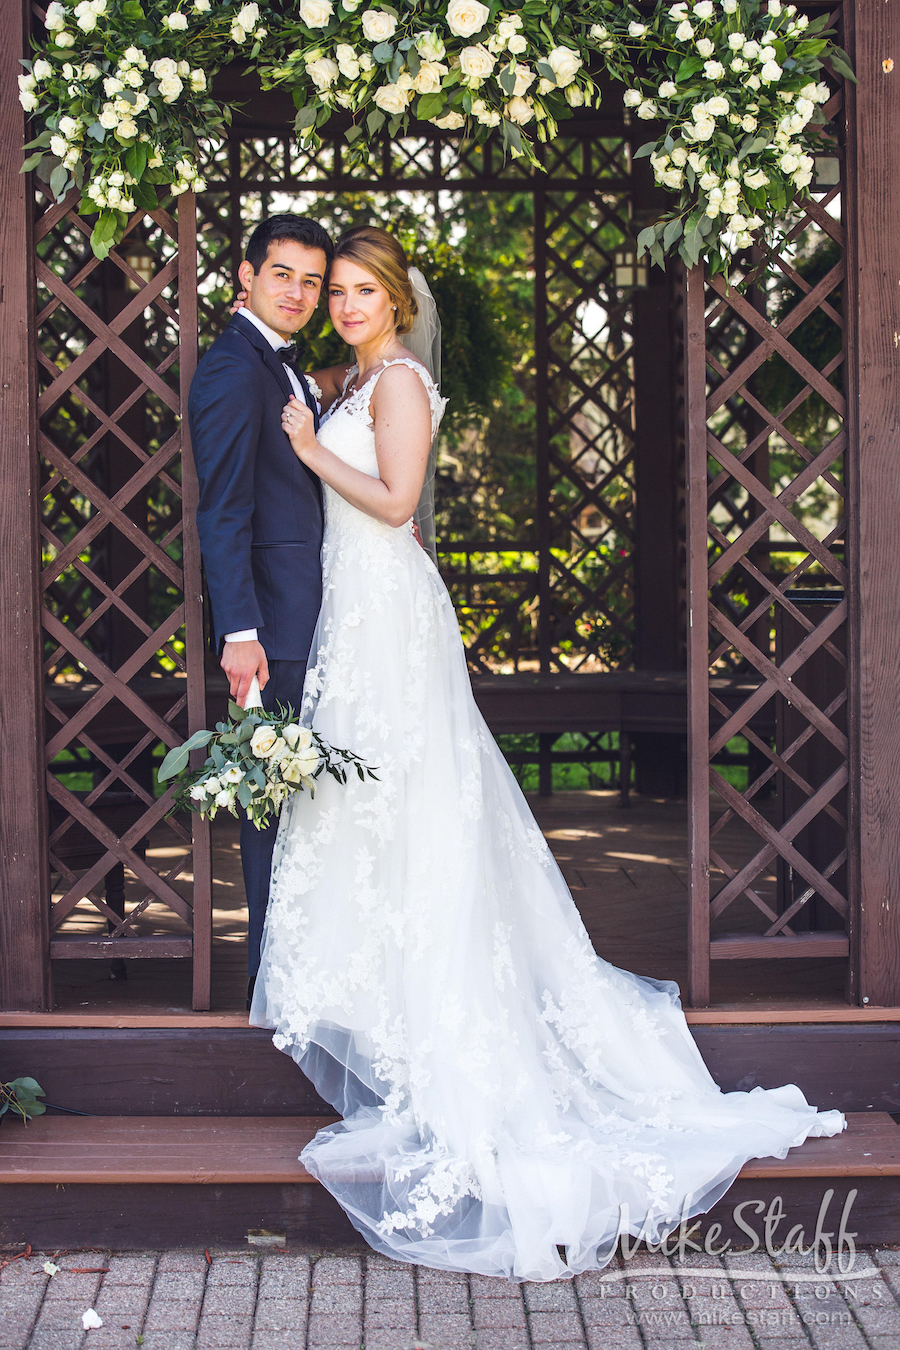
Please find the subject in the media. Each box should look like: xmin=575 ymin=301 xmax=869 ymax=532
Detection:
xmin=1 ymin=1112 xmax=897 ymax=1185
xmin=2 ymin=1113 xmax=898 ymax=1251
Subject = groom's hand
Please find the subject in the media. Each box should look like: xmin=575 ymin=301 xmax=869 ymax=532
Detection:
xmin=221 ymin=639 xmax=269 ymax=706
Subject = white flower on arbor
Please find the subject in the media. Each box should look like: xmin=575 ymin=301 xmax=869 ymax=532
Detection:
xmin=505 ymin=95 xmax=534 ymax=124
xmin=299 ymin=0 xmax=333 ymax=28
xmin=361 ymin=8 xmax=397 ymax=42
xmin=306 ymin=56 xmax=339 ymax=90
xmin=445 ymin=0 xmax=489 ymax=40
xmin=547 ymin=46 xmax=582 ymax=88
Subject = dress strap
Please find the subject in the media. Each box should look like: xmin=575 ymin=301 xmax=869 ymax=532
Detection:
xmin=364 ymin=357 xmax=447 ymax=439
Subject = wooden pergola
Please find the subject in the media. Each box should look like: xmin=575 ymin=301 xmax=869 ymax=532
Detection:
xmin=1 ymin=0 xmax=899 ymax=1022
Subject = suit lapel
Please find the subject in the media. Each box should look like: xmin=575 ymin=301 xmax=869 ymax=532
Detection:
xmin=231 ymin=312 xmax=293 ymax=404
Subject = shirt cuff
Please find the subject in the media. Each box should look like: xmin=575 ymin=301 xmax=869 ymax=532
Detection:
xmin=224 ymin=629 xmax=258 ymax=643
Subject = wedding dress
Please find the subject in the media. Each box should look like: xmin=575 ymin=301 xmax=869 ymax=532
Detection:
xmin=250 ymin=357 xmax=844 ymax=1282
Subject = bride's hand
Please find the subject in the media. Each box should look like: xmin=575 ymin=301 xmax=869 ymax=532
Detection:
xmin=282 ymin=396 xmax=318 ymax=462
xmin=229 ymin=289 xmax=248 ymax=316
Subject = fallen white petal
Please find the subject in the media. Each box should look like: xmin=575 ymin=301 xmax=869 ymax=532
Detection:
xmin=82 ymin=1309 xmax=103 ymax=1329
xmin=42 ymin=1261 xmax=59 ymax=1276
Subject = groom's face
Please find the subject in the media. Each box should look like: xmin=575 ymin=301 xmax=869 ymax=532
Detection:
xmin=238 ymin=240 xmax=327 ymax=340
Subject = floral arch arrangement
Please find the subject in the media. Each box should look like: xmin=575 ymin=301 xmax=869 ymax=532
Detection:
xmin=20 ymin=0 xmax=851 ymax=271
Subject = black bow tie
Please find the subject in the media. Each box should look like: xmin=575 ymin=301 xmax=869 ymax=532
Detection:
xmin=280 ymin=343 xmax=302 ymax=372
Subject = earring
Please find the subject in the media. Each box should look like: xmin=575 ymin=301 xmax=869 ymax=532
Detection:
xmin=392 ymin=305 xmax=397 ymax=311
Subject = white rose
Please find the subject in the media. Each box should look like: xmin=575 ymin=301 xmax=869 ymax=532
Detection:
xmin=221 ymin=765 xmax=244 ymax=784
xmin=19 ymin=89 xmax=38 ymax=110
xmin=178 ymin=60 xmax=190 ymax=75
xmin=704 ymin=60 xmax=725 ymax=80
xmin=373 ymin=82 xmax=410 ymax=114
xmin=299 ymin=0 xmax=333 ymax=27
xmin=124 ymin=44 xmax=144 ymax=62
xmin=760 ymin=60 xmax=782 ymax=83
xmin=342 ymin=0 xmax=361 ymax=8
xmin=660 ymin=167 xmax=683 ymax=188
xmin=152 ymin=57 xmax=178 ymax=79
xmin=743 ymin=40 xmax=760 ymax=58
xmin=696 ymin=38 xmax=714 ymax=57
xmin=294 ymin=749 xmax=320 ymax=776
xmin=98 ymin=105 xmax=119 ymax=129
xmin=699 ymin=170 xmax=719 ymax=190
xmin=446 ymin=0 xmax=489 ymax=39
xmin=623 ymin=89 xmax=642 ymax=108
xmin=723 ymin=0 xmax=737 ymax=10
xmin=190 ymin=68 xmax=206 ymax=91
xmin=741 ymin=114 xmax=757 ymax=132
xmin=238 ymin=2 xmax=259 ymax=28
xmin=779 ymin=152 xmax=800 ymax=173
xmin=416 ymin=31 xmax=446 ymax=62
xmin=628 ymin=22 xmax=647 ymax=37
xmin=795 ymin=96 xmax=814 ymax=120
xmin=108 ymin=169 xmax=125 ymax=186
xmin=659 ymin=80 xmax=677 ymax=98
xmin=590 ymin=23 xmax=609 ymax=40
xmin=215 ymin=788 xmax=235 ymax=809
xmin=768 ymin=0 xmax=782 ymax=14
xmin=636 ymin=99 xmax=657 ymax=120
xmin=50 ymin=134 xmax=68 ymax=157
xmin=307 ymin=56 xmax=339 ymax=89
xmin=165 ymin=11 xmax=188 ymax=30
xmin=280 ymin=754 xmax=305 ymax=785
xmin=58 ymin=114 xmax=80 ymax=137
xmin=117 ymin=121 xmax=137 ymax=141
xmin=759 ymin=45 xmax=776 ymax=62
xmin=508 ymin=34 xmax=526 ymax=55
xmin=230 ymin=21 xmax=246 ymax=41
xmin=505 ymin=95 xmax=533 ymax=124
xmin=90 ymin=0 xmax=107 ymax=13
xmin=675 ymin=21 xmax=694 ymax=41
xmin=706 ymin=200 xmax=721 ymax=218
xmin=694 ymin=0 xmax=714 ymax=18
xmin=730 ymin=55 xmax=745 ymax=71
xmin=189 ymin=783 xmax=208 ymax=801
xmin=459 ymin=45 xmax=494 ymax=81
xmin=361 ymin=9 xmax=398 ymax=42
xmin=33 ymin=58 xmax=53 ymax=79
xmin=283 ymin=723 xmax=312 ymax=751
xmin=104 ymin=77 xmax=124 ymax=96
xmin=159 ymin=74 xmax=184 ymax=101
xmin=106 ymin=185 xmax=122 ymax=206
xmin=728 ymin=213 xmax=748 ymax=232
xmin=744 ymin=73 xmax=761 ymax=90
xmin=132 ymin=91 xmax=149 ymax=111
xmin=413 ymin=60 xmax=446 ymax=94
xmin=77 ymin=10 xmax=98 ymax=30
xmin=44 ymin=1 xmax=66 ymax=29
xmin=728 ymin=33 xmax=745 ymax=51
xmin=508 ymin=64 xmax=534 ymax=97
xmin=55 ymin=32 xmax=75 ymax=46
xmin=547 ymin=46 xmax=582 ymax=88
xmin=671 ymin=146 xmax=688 ymax=166
xmin=689 ymin=117 xmax=714 ymax=140
xmin=469 ymin=97 xmax=498 ymax=124
xmin=193 ymin=0 xmax=211 ymax=9
xmin=431 ymin=109 xmax=465 ymax=128
xmin=706 ymin=95 xmax=729 ymax=116
xmin=19 ymin=72 xmax=37 ymax=93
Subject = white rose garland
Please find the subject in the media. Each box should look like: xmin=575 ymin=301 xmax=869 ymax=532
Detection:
xmin=21 ymin=0 xmax=853 ymax=268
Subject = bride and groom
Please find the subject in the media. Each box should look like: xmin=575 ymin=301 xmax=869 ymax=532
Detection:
xmin=188 ymin=213 xmax=844 ymax=1283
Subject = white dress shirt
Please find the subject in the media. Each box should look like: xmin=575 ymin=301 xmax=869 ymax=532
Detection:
xmin=224 ymin=309 xmax=320 ymax=646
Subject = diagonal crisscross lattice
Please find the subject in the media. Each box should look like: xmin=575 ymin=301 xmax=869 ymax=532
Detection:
xmin=685 ymin=36 xmax=851 ymax=1001
xmin=35 ymin=183 xmax=210 ymax=1004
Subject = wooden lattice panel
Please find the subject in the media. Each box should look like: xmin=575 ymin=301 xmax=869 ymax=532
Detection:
xmin=685 ymin=68 xmax=850 ymax=1003
xmin=35 ymin=187 xmax=211 ymax=1008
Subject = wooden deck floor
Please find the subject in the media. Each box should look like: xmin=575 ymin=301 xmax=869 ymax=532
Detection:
xmin=45 ymin=791 xmax=850 ymax=1017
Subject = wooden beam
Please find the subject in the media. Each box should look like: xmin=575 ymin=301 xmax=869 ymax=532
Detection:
xmin=0 ymin=0 xmax=50 ymax=1011
xmin=846 ymin=1 xmax=900 ymax=1006
xmin=710 ymin=932 xmax=850 ymax=960
xmin=49 ymin=937 xmax=193 ymax=960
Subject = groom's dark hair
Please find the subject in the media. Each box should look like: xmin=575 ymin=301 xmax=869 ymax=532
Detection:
xmin=244 ymin=214 xmax=334 ymax=273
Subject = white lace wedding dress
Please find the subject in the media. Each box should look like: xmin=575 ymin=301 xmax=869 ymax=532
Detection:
xmin=250 ymin=357 xmax=844 ymax=1282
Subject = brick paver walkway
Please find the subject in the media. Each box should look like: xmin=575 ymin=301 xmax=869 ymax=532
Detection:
xmin=1 ymin=1245 xmax=898 ymax=1350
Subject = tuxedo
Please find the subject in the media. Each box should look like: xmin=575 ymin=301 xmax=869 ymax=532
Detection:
xmin=188 ymin=311 xmax=324 ymax=979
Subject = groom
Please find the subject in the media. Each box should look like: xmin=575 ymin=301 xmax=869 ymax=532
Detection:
xmin=188 ymin=214 xmax=333 ymax=1008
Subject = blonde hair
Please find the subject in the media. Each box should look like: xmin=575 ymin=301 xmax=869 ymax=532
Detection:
xmin=333 ymin=226 xmax=418 ymax=335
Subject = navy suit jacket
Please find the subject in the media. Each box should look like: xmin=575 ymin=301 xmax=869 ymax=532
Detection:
xmin=188 ymin=313 xmax=324 ymax=661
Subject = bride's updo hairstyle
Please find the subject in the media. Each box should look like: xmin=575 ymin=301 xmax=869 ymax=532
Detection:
xmin=334 ymin=226 xmax=418 ymax=336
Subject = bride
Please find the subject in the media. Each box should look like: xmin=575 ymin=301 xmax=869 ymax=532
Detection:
xmin=249 ymin=225 xmax=844 ymax=1282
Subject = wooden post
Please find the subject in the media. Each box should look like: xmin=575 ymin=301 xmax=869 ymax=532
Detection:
xmin=177 ymin=194 xmax=212 ymax=1012
xmin=846 ymin=1 xmax=900 ymax=1006
xmin=684 ymin=266 xmax=710 ymax=1007
xmin=0 ymin=0 xmax=51 ymax=1010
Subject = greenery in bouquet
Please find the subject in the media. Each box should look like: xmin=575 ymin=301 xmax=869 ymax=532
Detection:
xmin=18 ymin=0 xmax=270 ymax=257
xmin=260 ymin=0 xmax=609 ymax=170
xmin=158 ymin=698 xmax=378 ymax=830
xmin=589 ymin=0 xmax=854 ymax=276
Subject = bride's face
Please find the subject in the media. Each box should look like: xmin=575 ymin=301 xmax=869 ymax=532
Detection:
xmin=328 ymin=258 xmax=396 ymax=349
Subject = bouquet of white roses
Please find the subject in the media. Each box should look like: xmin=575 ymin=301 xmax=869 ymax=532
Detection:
xmin=158 ymin=697 xmax=377 ymax=830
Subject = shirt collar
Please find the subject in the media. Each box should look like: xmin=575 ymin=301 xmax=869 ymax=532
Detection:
xmin=239 ymin=306 xmax=292 ymax=353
